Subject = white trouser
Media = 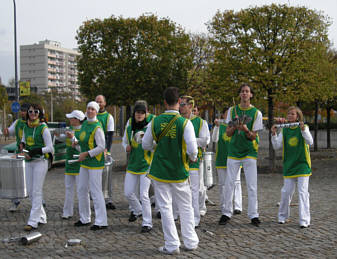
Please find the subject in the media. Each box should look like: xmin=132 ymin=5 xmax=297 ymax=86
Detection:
xmin=189 ymin=169 xmax=200 ymax=226
xmin=224 ymin=158 xmax=258 ymax=219
xmin=278 ymin=177 xmax=310 ymax=227
xmin=198 ymin=160 xmax=207 ymax=214
xmin=124 ymin=172 xmax=152 ymax=227
xmin=26 ymin=160 xmax=48 ymax=228
xmin=78 ymin=167 xmax=108 ymax=226
xmin=153 ymin=180 xmax=199 ymax=252
xmin=218 ymin=167 xmax=242 ymax=214
xmin=63 ymin=174 xmax=79 ymax=218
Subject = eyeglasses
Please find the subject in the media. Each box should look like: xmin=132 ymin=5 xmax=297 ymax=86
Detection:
xmin=180 ymin=103 xmax=187 ymax=107
xmin=28 ymin=110 xmax=40 ymax=115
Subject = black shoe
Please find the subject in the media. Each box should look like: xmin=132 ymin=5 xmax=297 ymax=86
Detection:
xmin=141 ymin=226 xmax=152 ymax=233
xmin=90 ymin=225 xmax=107 ymax=231
xmin=300 ymin=225 xmax=310 ymax=229
xmin=156 ymin=212 xmax=161 ymax=219
xmin=74 ymin=220 xmax=91 ymax=227
xmin=128 ymin=212 xmax=141 ymax=222
xmin=233 ymin=210 xmax=242 ymax=215
xmin=251 ymin=217 xmax=261 ymax=227
xmin=24 ymin=225 xmax=37 ymax=231
xmin=195 ymin=224 xmax=200 ymax=229
xmin=219 ymin=215 xmax=230 ymax=225
xmin=106 ymin=202 xmax=116 ymax=210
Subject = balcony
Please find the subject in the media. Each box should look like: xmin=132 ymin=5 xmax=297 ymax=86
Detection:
xmin=48 ymin=60 xmax=57 ymax=65
xmin=48 ymin=53 xmax=56 ymax=58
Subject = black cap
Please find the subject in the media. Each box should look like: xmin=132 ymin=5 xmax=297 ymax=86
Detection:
xmin=134 ymin=103 xmax=146 ymax=113
xmin=20 ymin=103 xmax=31 ymax=111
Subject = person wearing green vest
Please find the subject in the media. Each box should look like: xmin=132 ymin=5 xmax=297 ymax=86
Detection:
xmin=222 ymin=83 xmax=263 ymax=227
xmin=142 ymin=87 xmax=199 ymax=255
xmin=271 ymin=106 xmax=313 ymax=228
xmin=61 ymin=110 xmax=85 ymax=219
xmin=95 ymin=95 xmax=116 ymax=210
xmin=179 ymin=95 xmax=210 ymax=227
xmin=74 ymin=101 xmax=108 ymax=231
xmin=20 ymin=104 xmax=54 ymax=231
xmin=122 ymin=101 xmax=153 ymax=233
xmin=212 ymin=108 xmax=242 ymax=225
xmin=3 ymin=103 xmax=30 ymax=212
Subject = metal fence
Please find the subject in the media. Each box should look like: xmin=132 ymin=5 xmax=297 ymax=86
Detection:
xmin=258 ymin=129 xmax=337 ymax=150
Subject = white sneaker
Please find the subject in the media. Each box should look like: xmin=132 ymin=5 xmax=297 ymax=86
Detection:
xmin=8 ymin=203 xmax=19 ymax=212
xmin=158 ymin=246 xmax=180 ymax=255
xmin=200 ymin=210 xmax=206 ymax=217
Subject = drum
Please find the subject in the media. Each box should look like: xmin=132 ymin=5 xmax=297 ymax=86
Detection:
xmin=0 ymin=155 xmax=27 ymax=199
xmin=102 ymin=156 xmax=114 ymax=198
xmin=203 ymin=152 xmax=215 ymax=188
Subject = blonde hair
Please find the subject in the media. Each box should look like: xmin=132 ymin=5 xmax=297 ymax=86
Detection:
xmin=288 ymin=106 xmax=303 ymax=122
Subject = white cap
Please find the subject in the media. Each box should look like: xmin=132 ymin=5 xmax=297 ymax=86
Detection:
xmin=87 ymin=101 xmax=100 ymax=113
xmin=66 ymin=110 xmax=85 ymax=121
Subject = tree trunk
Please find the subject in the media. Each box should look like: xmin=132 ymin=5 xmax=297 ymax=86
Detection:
xmin=326 ymin=106 xmax=331 ymax=149
xmin=314 ymin=101 xmax=318 ymax=152
xmin=268 ymin=93 xmax=275 ymax=172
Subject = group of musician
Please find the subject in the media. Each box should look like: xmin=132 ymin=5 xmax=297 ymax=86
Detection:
xmin=3 ymin=83 xmax=313 ymax=254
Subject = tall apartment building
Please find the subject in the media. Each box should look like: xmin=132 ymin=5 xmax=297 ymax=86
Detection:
xmin=20 ymin=40 xmax=80 ymax=99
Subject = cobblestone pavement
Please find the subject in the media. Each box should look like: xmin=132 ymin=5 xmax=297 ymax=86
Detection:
xmin=1 ymin=142 xmax=337 ymax=258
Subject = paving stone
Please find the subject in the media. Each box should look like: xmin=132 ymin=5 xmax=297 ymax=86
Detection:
xmin=1 ymin=143 xmax=337 ymax=258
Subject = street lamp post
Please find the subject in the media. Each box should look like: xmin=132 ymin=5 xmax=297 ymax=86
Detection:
xmin=48 ymin=87 xmax=53 ymax=122
xmin=13 ymin=0 xmax=19 ymax=103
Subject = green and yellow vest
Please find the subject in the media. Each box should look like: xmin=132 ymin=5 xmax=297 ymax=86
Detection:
xmin=282 ymin=126 xmax=312 ymax=178
xmin=146 ymin=113 xmax=155 ymax=123
xmin=228 ymin=105 xmax=259 ymax=160
xmin=149 ymin=112 xmax=189 ymax=182
xmin=78 ymin=120 xmax=105 ymax=170
xmin=23 ymin=123 xmax=49 ymax=162
xmin=215 ymin=123 xmax=231 ymax=168
xmin=189 ymin=115 xmax=203 ymax=170
xmin=97 ymin=111 xmax=111 ymax=133
xmin=65 ymin=126 xmax=81 ymax=175
xmin=126 ymin=119 xmax=153 ymax=174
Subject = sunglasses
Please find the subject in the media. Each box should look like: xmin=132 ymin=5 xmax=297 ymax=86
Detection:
xmin=28 ymin=110 xmax=40 ymax=115
xmin=180 ymin=102 xmax=187 ymax=107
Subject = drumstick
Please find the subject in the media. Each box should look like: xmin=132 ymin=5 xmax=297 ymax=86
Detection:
xmin=232 ymin=97 xmax=238 ymax=118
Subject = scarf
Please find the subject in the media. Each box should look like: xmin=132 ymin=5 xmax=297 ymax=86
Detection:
xmin=28 ymin=119 xmax=40 ymax=128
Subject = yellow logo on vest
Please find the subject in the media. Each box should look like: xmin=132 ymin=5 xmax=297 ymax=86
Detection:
xmin=288 ymin=137 xmax=298 ymax=147
xmin=66 ymin=138 xmax=72 ymax=147
xmin=19 ymin=129 xmax=23 ymax=139
xmin=222 ymin=132 xmax=231 ymax=142
xmin=131 ymin=139 xmax=138 ymax=148
xmin=26 ymin=136 xmax=35 ymax=146
xmin=160 ymin=123 xmax=176 ymax=139
xmin=79 ymin=131 xmax=86 ymax=142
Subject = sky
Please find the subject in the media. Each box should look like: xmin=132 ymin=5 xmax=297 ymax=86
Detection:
xmin=1 ymin=0 xmax=337 ymax=85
